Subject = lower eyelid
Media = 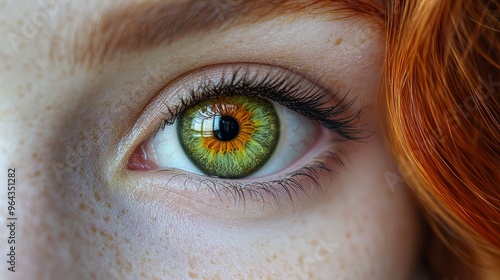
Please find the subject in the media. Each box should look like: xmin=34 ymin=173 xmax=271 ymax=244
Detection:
xmin=124 ymin=133 xmax=347 ymax=220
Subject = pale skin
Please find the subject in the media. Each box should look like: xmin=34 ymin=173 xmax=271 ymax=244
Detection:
xmin=1 ymin=0 xmax=423 ymax=279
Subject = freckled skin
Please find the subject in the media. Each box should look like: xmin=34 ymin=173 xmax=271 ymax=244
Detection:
xmin=0 ymin=1 xmax=422 ymax=280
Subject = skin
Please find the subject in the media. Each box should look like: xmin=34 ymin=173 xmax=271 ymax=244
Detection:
xmin=0 ymin=1 xmax=423 ymax=279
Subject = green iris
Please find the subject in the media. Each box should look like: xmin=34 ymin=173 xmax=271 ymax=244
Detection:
xmin=178 ymin=95 xmax=280 ymax=178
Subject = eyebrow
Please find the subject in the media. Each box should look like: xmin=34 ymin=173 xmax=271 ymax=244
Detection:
xmin=66 ymin=0 xmax=384 ymax=67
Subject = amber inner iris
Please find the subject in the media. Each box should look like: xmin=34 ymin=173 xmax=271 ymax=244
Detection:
xmin=178 ymin=96 xmax=280 ymax=178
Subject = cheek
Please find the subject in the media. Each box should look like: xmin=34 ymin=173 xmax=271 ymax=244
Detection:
xmin=315 ymin=138 xmax=423 ymax=279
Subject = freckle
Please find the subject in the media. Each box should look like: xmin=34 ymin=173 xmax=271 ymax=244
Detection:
xmin=350 ymin=244 xmax=359 ymax=254
xmin=188 ymin=272 xmax=198 ymax=278
xmin=106 ymin=201 xmax=112 ymax=208
xmin=189 ymin=257 xmax=198 ymax=269
xmin=117 ymin=209 xmax=126 ymax=218
xmin=45 ymin=235 xmax=53 ymax=243
xmin=58 ymin=232 xmax=67 ymax=240
xmin=90 ymin=208 xmax=95 ymax=216
xmin=90 ymin=224 xmax=97 ymax=233
xmin=103 ymin=215 xmax=110 ymax=222
xmin=34 ymin=170 xmax=41 ymax=177
xmin=94 ymin=191 xmax=101 ymax=202
xmin=99 ymin=230 xmax=112 ymax=240
xmin=79 ymin=203 xmax=87 ymax=210
xmin=46 ymin=105 xmax=52 ymax=111
xmin=125 ymin=261 xmax=133 ymax=273
xmin=345 ymin=231 xmax=352 ymax=239
xmin=298 ymin=255 xmax=305 ymax=266
xmin=335 ymin=37 xmax=343 ymax=46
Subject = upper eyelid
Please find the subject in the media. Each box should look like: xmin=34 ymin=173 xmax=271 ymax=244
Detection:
xmin=152 ymin=63 xmax=364 ymax=138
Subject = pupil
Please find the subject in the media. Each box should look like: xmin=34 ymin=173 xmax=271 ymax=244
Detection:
xmin=214 ymin=115 xmax=240 ymax=141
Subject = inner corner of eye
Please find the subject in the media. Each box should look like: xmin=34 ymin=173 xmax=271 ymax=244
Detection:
xmin=127 ymin=141 xmax=159 ymax=171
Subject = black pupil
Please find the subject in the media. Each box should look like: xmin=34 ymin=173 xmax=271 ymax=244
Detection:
xmin=214 ymin=115 xmax=239 ymax=141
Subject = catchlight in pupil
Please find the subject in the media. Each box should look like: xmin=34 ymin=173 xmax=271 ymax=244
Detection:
xmin=178 ymin=96 xmax=280 ymax=179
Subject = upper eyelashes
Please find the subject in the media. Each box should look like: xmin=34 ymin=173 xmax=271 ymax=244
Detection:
xmin=160 ymin=64 xmax=366 ymax=141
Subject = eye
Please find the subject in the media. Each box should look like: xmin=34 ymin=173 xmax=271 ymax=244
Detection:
xmin=133 ymin=94 xmax=322 ymax=179
xmin=125 ymin=63 xmax=366 ymax=208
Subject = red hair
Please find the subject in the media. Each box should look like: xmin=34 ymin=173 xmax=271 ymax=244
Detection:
xmin=383 ymin=0 xmax=499 ymax=278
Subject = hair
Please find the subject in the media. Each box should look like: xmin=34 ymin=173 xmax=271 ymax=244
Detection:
xmin=382 ymin=0 xmax=499 ymax=278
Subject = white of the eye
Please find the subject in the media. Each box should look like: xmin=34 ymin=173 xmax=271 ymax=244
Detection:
xmin=248 ymin=104 xmax=317 ymax=178
xmin=150 ymin=122 xmax=203 ymax=174
xmin=150 ymin=103 xmax=318 ymax=179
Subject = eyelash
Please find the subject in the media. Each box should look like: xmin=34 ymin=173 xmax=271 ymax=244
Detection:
xmin=157 ymin=152 xmax=344 ymax=210
xmin=148 ymin=66 xmax=366 ymax=209
xmin=157 ymin=67 xmax=366 ymax=140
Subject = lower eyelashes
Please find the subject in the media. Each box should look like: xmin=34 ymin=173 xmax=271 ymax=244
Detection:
xmin=125 ymin=63 xmax=365 ymax=209
xmin=155 ymin=146 xmax=343 ymax=213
